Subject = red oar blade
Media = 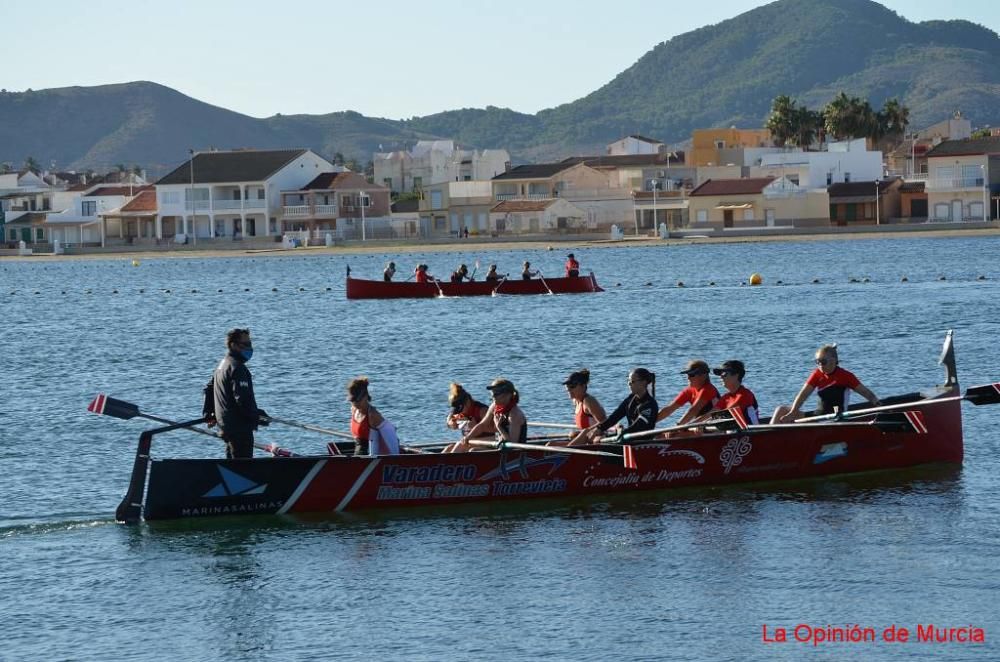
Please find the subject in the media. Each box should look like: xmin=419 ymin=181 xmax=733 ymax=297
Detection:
xmin=727 ymin=406 xmax=750 ymax=431
xmin=88 ymin=394 xmax=140 ymax=420
xmin=623 ymin=445 xmax=638 ymax=470
xmin=874 ymin=411 xmax=928 ymax=434
xmin=965 ymin=382 xmax=1000 ymax=406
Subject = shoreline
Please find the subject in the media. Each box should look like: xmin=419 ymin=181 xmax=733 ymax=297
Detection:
xmin=3 ymin=225 xmax=999 ymax=262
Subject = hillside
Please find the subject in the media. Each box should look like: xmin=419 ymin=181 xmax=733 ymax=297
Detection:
xmin=1 ymin=0 xmax=999 ymax=171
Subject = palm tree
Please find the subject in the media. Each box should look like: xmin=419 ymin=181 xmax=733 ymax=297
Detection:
xmin=881 ymin=98 xmax=910 ymax=137
xmin=23 ymin=156 xmax=40 ymax=172
xmin=766 ymin=95 xmax=798 ymax=147
xmin=823 ymin=92 xmax=854 ymax=141
xmin=790 ymin=108 xmax=823 ymax=149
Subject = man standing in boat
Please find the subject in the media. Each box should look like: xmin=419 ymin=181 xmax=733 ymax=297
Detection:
xmin=383 ymin=261 xmax=396 ymax=282
xmin=202 ymin=328 xmax=270 ymax=459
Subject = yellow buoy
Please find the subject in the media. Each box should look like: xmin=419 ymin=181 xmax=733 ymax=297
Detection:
xmin=131 ymin=259 xmax=140 ymax=267
xmin=749 ymin=273 xmax=763 ymax=286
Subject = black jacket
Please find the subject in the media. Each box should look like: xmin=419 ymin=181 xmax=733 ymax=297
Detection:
xmin=203 ymin=350 xmax=260 ymax=437
xmin=598 ymin=393 xmax=658 ymax=435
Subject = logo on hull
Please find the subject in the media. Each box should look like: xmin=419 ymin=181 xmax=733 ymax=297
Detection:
xmin=203 ymin=465 xmax=268 ymax=497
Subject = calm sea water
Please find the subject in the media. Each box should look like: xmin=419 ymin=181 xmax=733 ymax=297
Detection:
xmin=2 ymin=236 xmax=999 ymax=660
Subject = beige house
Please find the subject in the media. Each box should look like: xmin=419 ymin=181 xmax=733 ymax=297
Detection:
xmin=418 ymin=180 xmax=494 ymax=237
xmin=688 ymin=177 xmax=829 ymax=230
xmin=490 ymin=198 xmax=586 ymax=235
xmin=924 ymin=137 xmax=999 ymax=222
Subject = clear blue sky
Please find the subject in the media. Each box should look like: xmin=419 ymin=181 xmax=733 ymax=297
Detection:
xmin=4 ymin=0 xmax=996 ymax=120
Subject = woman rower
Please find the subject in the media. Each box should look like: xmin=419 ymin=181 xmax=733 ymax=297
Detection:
xmin=564 ymin=369 xmax=606 ymax=431
xmin=445 ymin=378 xmax=526 ymax=453
xmin=521 ymin=261 xmax=537 ymax=280
xmin=771 ymin=344 xmax=879 ymax=423
xmin=446 ymin=382 xmax=489 ymax=432
xmin=450 ymin=263 xmax=472 ymax=283
xmin=383 ymin=261 xmax=396 ymax=282
xmin=572 ymin=368 xmax=657 ymax=445
xmin=484 ymin=264 xmax=502 ymax=282
xmin=699 ymin=360 xmax=759 ymax=425
xmin=414 ymin=264 xmax=435 ymax=284
xmin=347 ymin=377 xmax=400 ymax=456
xmin=656 ymin=359 xmax=719 ymax=426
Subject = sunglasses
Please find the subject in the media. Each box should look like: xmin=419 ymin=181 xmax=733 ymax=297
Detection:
xmin=716 ymin=370 xmax=735 ymax=377
xmin=815 ymin=357 xmax=832 ymax=365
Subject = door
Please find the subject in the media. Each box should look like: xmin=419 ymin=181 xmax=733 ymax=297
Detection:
xmin=765 ymin=209 xmax=776 ymax=227
xmin=723 ymin=210 xmax=734 ymax=228
xmin=21 ymin=227 xmax=32 ymax=243
xmin=911 ymin=199 xmax=928 ymax=218
xmin=846 ymin=204 xmax=857 ymax=222
xmin=952 ymin=200 xmax=963 ymax=221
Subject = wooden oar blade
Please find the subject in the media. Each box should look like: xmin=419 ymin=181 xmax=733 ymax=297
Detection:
xmin=965 ymin=382 xmax=1000 ymax=406
xmin=88 ymin=393 xmax=140 ymax=420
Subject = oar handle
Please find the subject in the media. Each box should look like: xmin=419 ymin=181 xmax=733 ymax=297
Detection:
xmin=267 ymin=416 xmax=354 ymax=440
xmin=528 ymin=421 xmax=579 ymax=430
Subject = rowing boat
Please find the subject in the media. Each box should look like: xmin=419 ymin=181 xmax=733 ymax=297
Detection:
xmin=109 ymin=332 xmax=998 ymax=522
xmin=345 ymin=272 xmax=604 ymax=299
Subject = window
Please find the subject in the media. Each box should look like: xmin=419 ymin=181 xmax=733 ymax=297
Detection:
xmin=714 ymin=140 xmax=725 ymax=149
xmin=844 ymin=172 xmax=851 ymax=183
xmin=257 ymin=189 xmax=265 ymax=200
xmin=81 ymin=201 xmax=97 ymax=216
xmin=430 ymin=190 xmax=442 ymax=208
xmin=413 ymin=177 xmax=423 ymax=190
xmin=36 ymin=228 xmax=44 ymax=241
xmin=434 ymin=216 xmax=445 ymax=230
xmin=830 ymin=205 xmax=838 ymax=220
xmin=8 ymin=229 xmax=15 ymax=241
xmin=341 ymin=195 xmax=352 ymax=207
xmin=826 ymin=173 xmax=833 ymax=186
xmin=969 ymin=202 xmax=985 ymax=219
xmin=696 ymin=209 xmax=708 ymax=223
xmin=160 ymin=191 xmax=180 ymax=205
xmin=185 ymin=188 xmax=209 ymax=202
xmin=383 ymin=178 xmax=392 ymax=189
xmin=765 ymin=209 xmax=776 ymax=224
xmin=934 ymin=203 xmax=950 ymax=220
xmin=962 ymin=165 xmax=981 ymax=185
xmin=360 ymin=194 xmax=371 ymax=208
xmin=743 ymin=208 xmax=754 ymax=221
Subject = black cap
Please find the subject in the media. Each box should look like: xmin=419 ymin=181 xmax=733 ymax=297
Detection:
xmin=712 ymin=360 xmax=746 ymax=379
xmin=486 ymin=378 xmax=515 ymax=395
xmin=680 ymin=360 xmax=710 ymax=376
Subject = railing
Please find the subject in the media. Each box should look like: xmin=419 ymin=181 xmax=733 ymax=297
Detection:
xmin=314 ymin=204 xmax=337 ymax=216
xmin=184 ymin=201 xmax=211 ymax=210
xmin=244 ymin=199 xmax=266 ymax=209
xmin=214 ymin=200 xmax=244 ymax=210
xmin=281 ymin=204 xmax=338 ymax=218
xmin=282 ymin=206 xmax=310 ymax=217
xmin=495 ymin=193 xmax=552 ymax=201
xmin=925 ymin=177 xmax=985 ymax=191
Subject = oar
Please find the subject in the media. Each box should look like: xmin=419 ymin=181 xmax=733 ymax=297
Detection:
xmin=535 ymin=270 xmax=555 ymax=295
xmin=431 ymin=276 xmax=446 ymax=297
xmin=528 ymin=421 xmax=579 ymax=430
xmin=491 ymin=275 xmax=509 ymax=296
xmin=466 ymin=439 xmax=622 ymax=460
xmin=265 ymin=415 xmax=353 ymax=440
xmin=594 ymin=407 xmax=746 ymax=444
xmin=87 ymin=394 xmax=296 ymax=457
xmin=745 ymin=413 xmax=923 ymax=435
xmin=796 ymin=382 xmax=1000 ymax=424
xmin=469 ymin=260 xmax=480 ymax=281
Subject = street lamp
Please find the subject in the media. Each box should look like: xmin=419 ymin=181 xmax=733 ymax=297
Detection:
xmin=360 ymin=190 xmax=367 ymax=241
xmin=650 ymin=178 xmax=659 ymax=235
xmin=188 ymin=149 xmax=196 ymax=244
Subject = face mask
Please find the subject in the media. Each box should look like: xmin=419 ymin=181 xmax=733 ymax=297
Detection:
xmin=240 ymin=348 xmax=253 ymax=362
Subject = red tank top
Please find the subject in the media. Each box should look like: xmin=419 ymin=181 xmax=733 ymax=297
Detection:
xmin=351 ymin=406 xmax=370 ymax=440
xmin=575 ymin=401 xmax=593 ymax=429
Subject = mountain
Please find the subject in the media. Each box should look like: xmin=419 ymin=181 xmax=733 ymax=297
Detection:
xmin=2 ymin=0 xmax=999 ymax=173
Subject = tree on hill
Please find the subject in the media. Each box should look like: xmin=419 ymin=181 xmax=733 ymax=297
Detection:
xmin=23 ymin=156 xmax=40 ymax=172
xmin=766 ymin=95 xmax=797 ymax=147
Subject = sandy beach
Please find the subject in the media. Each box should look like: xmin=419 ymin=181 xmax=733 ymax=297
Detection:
xmin=2 ymin=225 xmax=998 ymax=262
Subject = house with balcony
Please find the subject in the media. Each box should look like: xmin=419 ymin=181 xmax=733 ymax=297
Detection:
xmin=924 ymin=137 xmax=1000 ymax=222
xmin=1 ymin=170 xmax=59 ymax=244
xmin=280 ymin=171 xmax=390 ymax=241
xmin=418 ymin=180 xmax=494 ymax=237
xmin=491 ymin=162 xmax=632 ymax=231
xmin=751 ymin=139 xmax=882 ymax=189
xmin=41 ymin=185 xmax=152 ymax=247
xmin=373 ymin=140 xmax=510 ymax=194
xmin=154 ymin=149 xmax=334 ymax=243
xmin=687 ymin=177 xmax=829 ymax=231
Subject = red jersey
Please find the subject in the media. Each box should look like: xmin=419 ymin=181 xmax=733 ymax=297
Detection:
xmin=575 ymin=400 xmax=594 ymax=429
xmin=415 ymin=271 xmax=428 ymax=284
xmin=669 ymin=383 xmax=720 ymax=418
xmin=714 ymin=386 xmax=760 ymax=424
xmin=455 ymin=401 xmax=488 ymax=427
xmin=350 ymin=406 xmax=370 ymax=441
xmin=806 ymin=366 xmax=861 ymax=414
xmin=565 ymin=258 xmax=580 ymax=276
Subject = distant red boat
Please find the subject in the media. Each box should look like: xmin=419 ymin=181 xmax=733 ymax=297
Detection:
xmin=345 ymin=272 xmax=604 ymax=299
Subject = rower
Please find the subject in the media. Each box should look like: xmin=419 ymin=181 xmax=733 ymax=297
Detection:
xmin=565 ymin=253 xmax=580 ymax=278
xmin=450 ymin=263 xmax=471 ymax=283
xmin=446 ymin=382 xmax=489 ymax=432
xmin=770 ymin=344 xmax=880 ymax=423
xmin=564 ymin=369 xmax=606 ymax=430
xmin=414 ymin=264 xmax=434 ymax=284
xmin=701 ymin=360 xmax=759 ymax=425
xmin=521 ymin=261 xmax=537 ymax=280
xmin=573 ymin=368 xmax=657 ymax=445
xmin=347 ymin=377 xmax=400 ymax=456
xmin=657 ymin=359 xmax=720 ymax=426
xmin=383 ymin=261 xmax=396 ymax=282
xmin=445 ymin=378 xmax=526 ymax=453
xmin=484 ymin=264 xmax=501 ymax=282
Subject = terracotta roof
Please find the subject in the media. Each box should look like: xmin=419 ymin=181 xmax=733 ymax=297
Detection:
xmin=88 ymin=185 xmax=153 ymax=197
xmin=120 ymin=191 xmax=157 ymax=212
xmin=491 ymin=163 xmax=577 ymax=181
xmin=689 ymin=177 xmax=775 ymax=196
xmin=926 ymin=136 xmax=1000 ymax=158
xmin=827 ymin=179 xmax=899 ymax=198
xmin=491 ymin=199 xmax=558 ymax=212
xmin=157 ymin=149 xmax=308 ymax=185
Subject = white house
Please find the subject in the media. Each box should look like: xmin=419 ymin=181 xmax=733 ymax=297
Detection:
xmin=753 ymin=139 xmax=882 ymax=189
xmin=42 ymin=185 xmax=149 ymax=246
xmin=374 ymin=140 xmax=510 ymax=193
xmin=155 ymin=149 xmax=335 ymax=242
xmin=490 ymin=198 xmax=587 ymax=234
xmin=606 ymin=135 xmax=664 ymax=156
xmin=2 ymin=171 xmax=64 ymax=244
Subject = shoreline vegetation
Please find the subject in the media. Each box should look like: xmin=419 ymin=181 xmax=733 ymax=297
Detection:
xmin=2 ymin=226 xmax=999 ymax=263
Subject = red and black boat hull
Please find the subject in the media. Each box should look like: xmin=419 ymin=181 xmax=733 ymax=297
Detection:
xmin=345 ymin=273 xmax=604 ymax=299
